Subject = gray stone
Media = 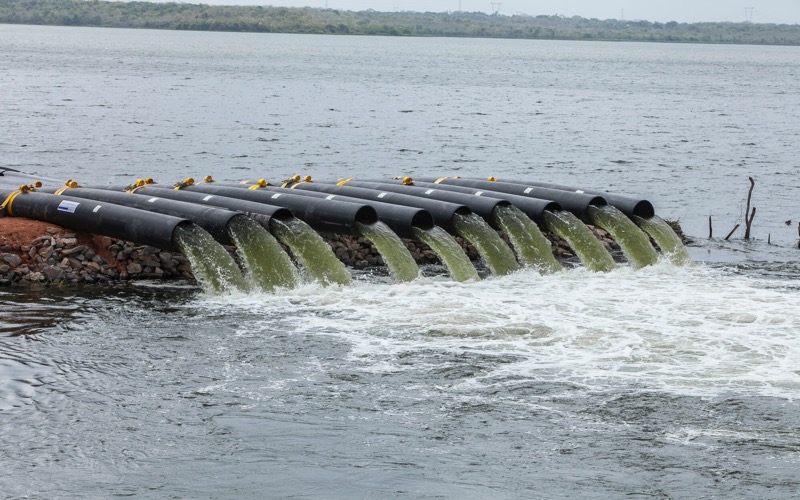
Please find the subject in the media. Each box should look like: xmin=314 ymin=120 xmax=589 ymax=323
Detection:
xmin=61 ymin=245 xmax=86 ymax=256
xmin=1 ymin=254 xmax=22 ymax=267
xmin=139 ymin=258 xmax=160 ymax=268
xmin=41 ymin=266 xmax=65 ymax=281
xmin=126 ymin=262 xmax=143 ymax=274
xmin=26 ymin=272 xmax=44 ymax=282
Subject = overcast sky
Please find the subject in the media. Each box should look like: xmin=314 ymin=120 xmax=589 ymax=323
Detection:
xmin=191 ymin=1 xmax=800 ymax=24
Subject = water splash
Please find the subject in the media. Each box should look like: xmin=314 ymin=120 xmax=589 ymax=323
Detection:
xmin=587 ymin=205 xmax=659 ymax=269
xmin=269 ymin=218 xmax=351 ymax=286
xmin=226 ymin=216 xmax=299 ymax=291
xmin=452 ymin=212 xmax=520 ymax=276
xmin=357 ymin=222 xmax=419 ymax=283
xmin=172 ymin=224 xmax=249 ymax=294
xmin=492 ymin=205 xmax=562 ymax=274
xmin=633 ymin=215 xmax=693 ymax=266
xmin=542 ymin=210 xmax=616 ymax=272
xmin=411 ymin=226 xmax=480 ymax=282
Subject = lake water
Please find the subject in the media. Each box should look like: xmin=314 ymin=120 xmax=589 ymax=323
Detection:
xmin=2 ymin=24 xmax=800 ymax=498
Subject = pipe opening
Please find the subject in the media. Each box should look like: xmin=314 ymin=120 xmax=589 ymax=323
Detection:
xmin=631 ymin=200 xmax=655 ymax=219
xmin=588 ymin=196 xmax=607 ymax=207
xmin=270 ymin=207 xmax=295 ymax=222
xmin=543 ymin=201 xmax=562 ymax=213
xmin=354 ymin=206 xmax=379 ymax=226
xmin=410 ymin=210 xmax=435 ymax=231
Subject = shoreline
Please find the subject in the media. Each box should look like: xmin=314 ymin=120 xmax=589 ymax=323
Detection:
xmin=2 ymin=2 xmax=799 ymax=47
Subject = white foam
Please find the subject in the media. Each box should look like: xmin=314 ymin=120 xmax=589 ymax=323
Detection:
xmin=196 ymin=262 xmax=800 ymax=399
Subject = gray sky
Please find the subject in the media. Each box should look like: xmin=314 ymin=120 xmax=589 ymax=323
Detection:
xmin=194 ymin=1 xmax=800 ymax=24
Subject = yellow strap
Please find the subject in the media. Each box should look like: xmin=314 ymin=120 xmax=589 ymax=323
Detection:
xmin=433 ymin=176 xmax=449 ymax=184
xmin=54 ymin=186 xmax=71 ymax=195
xmin=174 ymin=178 xmax=194 ymax=190
xmin=248 ymin=184 xmax=261 ymax=190
xmin=337 ymin=178 xmax=352 ymax=186
xmin=0 ymin=190 xmax=23 ymax=216
xmin=128 ymin=185 xmax=147 ymax=193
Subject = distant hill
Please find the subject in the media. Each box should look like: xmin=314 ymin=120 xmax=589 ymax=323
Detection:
xmin=2 ymin=0 xmax=799 ymax=45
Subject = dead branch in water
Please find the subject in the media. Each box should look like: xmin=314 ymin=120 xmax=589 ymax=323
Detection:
xmin=725 ymin=224 xmax=740 ymax=240
xmin=744 ymin=176 xmax=756 ymax=240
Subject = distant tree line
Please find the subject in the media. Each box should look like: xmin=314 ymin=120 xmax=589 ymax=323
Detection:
xmin=2 ymin=0 xmax=799 ymax=45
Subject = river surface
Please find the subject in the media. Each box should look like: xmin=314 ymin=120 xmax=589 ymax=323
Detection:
xmin=2 ymin=24 xmax=800 ymax=498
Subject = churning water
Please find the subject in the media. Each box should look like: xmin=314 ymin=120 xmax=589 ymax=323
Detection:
xmin=2 ymin=24 xmax=800 ymax=498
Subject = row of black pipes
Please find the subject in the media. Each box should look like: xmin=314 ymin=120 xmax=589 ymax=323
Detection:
xmin=0 ymin=172 xmax=688 ymax=293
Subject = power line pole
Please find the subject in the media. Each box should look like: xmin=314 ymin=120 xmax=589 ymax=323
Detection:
xmin=490 ymin=2 xmax=501 ymax=15
xmin=744 ymin=7 xmax=754 ymax=23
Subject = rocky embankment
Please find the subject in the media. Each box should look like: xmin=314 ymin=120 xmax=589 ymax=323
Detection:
xmin=0 ymin=217 xmax=644 ymax=286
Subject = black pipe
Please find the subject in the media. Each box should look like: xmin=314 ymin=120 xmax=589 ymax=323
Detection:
xmin=104 ymin=185 xmax=294 ymax=229
xmin=411 ymin=177 xmax=606 ymax=216
xmin=347 ymin=179 xmax=562 ymax=224
xmin=0 ymin=189 xmax=190 ymax=252
xmin=200 ymin=182 xmax=435 ymax=238
xmin=316 ymin=180 xmax=509 ymax=228
xmin=284 ymin=182 xmax=470 ymax=233
xmin=462 ymin=177 xmax=654 ymax=219
xmin=246 ymin=185 xmax=434 ymax=238
xmin=385 ymin=179 xmax=561 ymax=223
xmin=48 ymin=187 xmax=249 ymax=245
xmin=179 ymin=183 xmax=378 ymax=235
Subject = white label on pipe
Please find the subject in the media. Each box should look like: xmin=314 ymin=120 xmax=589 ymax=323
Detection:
xmin=576 ymin=190 xmax=585 ymax=194
xmin=326 ymin=195 xmax=336 ymax=200
xmin=271 ymin=193 xmax=282 ymax=199
xmin=147 ymin=197 xmax=159 ymax=203
xmin=92 ymin=205 xmax=102 ymax=213
xmin=425 ymin=189 xmax=434 ymax=195
xmin=524 ymin=187 xmax=533 ymax=194
xmin=57 ymin=200 xmax=80 ymax=213
xmin=475 ymin=191 xmax=483 ymax=196
xmin=378 ymin=192 xmax=388 ymax=198
xmin=202 ymin=195 xmax=214 ymax=201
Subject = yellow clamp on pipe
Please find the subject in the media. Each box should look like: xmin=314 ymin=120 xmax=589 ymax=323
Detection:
xmin=401 ymin=176 xmax=413 ymax=185
xmin=487 ymin=176 xmax=496 ymax=182
xmin=336 ymin=178 xmax=353 ymax=186
xmin=284 ymin=175 xmax=312 ymax=188
xmin=19 ymin=182 xmax=40 ymax=193
xmin=54 ymin=179 xmax=79 ymax=195
xmin=248 ymin=179 xmax=270 ymax=190
xmin=0 ymin=185 xmax=32 ymax=216
xmin=173 ymin=178 xmax=195 ymax=190
xmin=124 ymin=179 xmax=146 ymax=192
xmin=280 ymin=176 xmax=301 ymax=188
xmin=203 ymin=175 xmax=214 ymax=183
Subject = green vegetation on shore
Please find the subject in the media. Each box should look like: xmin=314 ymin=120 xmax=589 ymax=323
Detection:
xmin=2 ymin=0 xmax=800 ymax=45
